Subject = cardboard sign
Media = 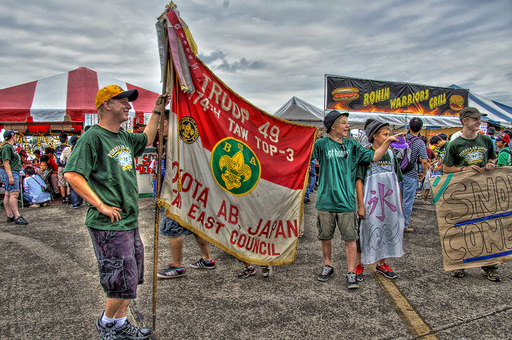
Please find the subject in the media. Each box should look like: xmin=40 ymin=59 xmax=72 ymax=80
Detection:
xmin=430 ymin=167 xmax=512 ymax=270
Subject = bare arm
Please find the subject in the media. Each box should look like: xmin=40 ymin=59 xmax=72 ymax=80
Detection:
xmin=64 ymin=172 xmax=121 ymax=223
xmin=3 ymin=160 xmax=14 ymax=185
xmin=143 ymin=93 xmax=170 ymax=146
xmin=373 ymin=134 xmax=401 ymax=162
xmin=356 ymin=178 xmax=365 ymax=220
xmin=419 ymin=158 xmax=428 ymax=181
xmin=444 ymin=159 xmax=497 ymax=173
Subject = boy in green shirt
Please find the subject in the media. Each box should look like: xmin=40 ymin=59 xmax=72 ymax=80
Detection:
xmin=431 ymin=135 xmax=448 ymax=166
xmin=443 ymin=107 xmax=500 ymax=282
xmin=495 ymin=132 xmax=511 ymax=167
xmin=313 ymin=111 xmax=400 ymax=289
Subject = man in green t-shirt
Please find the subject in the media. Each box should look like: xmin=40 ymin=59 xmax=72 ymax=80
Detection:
xmin=64 ymin=85 xmax=169 ymax=339
xmin=443 ymin=107 xmax=500 ymax=282
xmin=495 ymin=132 xmax=511 ymax=167
xmin=313 ymin=110 xmax=400 ymax=289
xmin=0 ymin=130 xmax=28 ymax=225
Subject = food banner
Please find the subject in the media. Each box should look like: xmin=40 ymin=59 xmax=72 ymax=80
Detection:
xmin=430 ymin=167 xmax=512 ymax=271
xmin=325 ymin=75 xmax=468 ymax=116
xmin=159 ymin=9 xmax=317 ymax=265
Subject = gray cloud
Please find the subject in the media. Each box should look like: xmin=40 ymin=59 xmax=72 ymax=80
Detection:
xmin=0 ymin=0 xmax=511 ymax=115
xmin=199 ymin=50 xmax=266 ymax=72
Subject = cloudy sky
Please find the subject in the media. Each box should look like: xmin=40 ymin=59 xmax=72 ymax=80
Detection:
xmin=1 ymin=0 xmax=511 ymax=114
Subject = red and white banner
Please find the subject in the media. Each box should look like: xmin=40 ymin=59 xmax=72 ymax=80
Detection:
xmin=160 ymin=10 xmax=316 ymax=265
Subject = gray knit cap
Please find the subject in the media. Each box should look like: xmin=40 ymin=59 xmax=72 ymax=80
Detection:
xmin=365 ymin=119 xmax=389 ymax=143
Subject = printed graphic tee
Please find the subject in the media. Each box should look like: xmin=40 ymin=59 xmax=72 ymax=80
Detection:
xmin=443 ymin=134 xmax=496 ymax=168
xmin=64 ymin=125 xmax=148 ymax=231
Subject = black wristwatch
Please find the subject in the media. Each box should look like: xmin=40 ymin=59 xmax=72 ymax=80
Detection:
xmin=152 ymin=110 xmax=161 ymax=115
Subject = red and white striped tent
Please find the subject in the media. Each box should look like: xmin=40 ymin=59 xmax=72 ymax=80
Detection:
xmin=0 ymin=67 xmax=159 ymax=125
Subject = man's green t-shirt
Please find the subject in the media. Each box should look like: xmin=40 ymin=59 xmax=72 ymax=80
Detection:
xmin=443 ymin=134 xmax=496 ymax=167
xmin=313 ymin=137 xmax=374 ymax=212
xmin=64 ymin=125 xmax=148 ymax=231
xmin=0 ymin=143 xmax=21 ymax=171
xmin=497 ymin=147 xmax=512 ymax=167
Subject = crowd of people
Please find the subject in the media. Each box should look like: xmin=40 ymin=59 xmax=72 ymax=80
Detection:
xmin=0 ymin=129 xmax=90 ymax=224
xmin=303 ymin=107 xmax=511 ymax=288
xmin=1 ymin=82 xmax=510 ymax=339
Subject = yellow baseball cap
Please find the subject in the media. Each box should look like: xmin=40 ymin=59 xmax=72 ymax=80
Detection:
xmin=95 ymin=84 xmax=139 ymax=110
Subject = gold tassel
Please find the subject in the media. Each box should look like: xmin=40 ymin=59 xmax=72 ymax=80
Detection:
xmin=175 ymin=69 xmax=183 ymax=192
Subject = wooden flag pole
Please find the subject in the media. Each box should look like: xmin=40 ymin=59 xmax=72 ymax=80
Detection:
xmin=152 ymin=22 xmax=173 ymax=331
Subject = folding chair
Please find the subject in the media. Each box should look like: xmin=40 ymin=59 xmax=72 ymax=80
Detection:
xmin=18 ymin=173 xmax=24 ymax=209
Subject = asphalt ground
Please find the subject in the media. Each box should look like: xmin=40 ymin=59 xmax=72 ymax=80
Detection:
xmin=1 ymin=194 xmax=511 ymax=339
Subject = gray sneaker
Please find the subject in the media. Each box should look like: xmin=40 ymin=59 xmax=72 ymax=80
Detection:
xmin=95 ymin=315 xmax=116 ymax=340
xmin=346 ymin=273 xmax=359 ymax=289
xmin=157 ymin=265 xmax=186 ymax=279
xmin=317 ymin=265 xmax=334 ymax=282
xmin=115 ymin=319 xmax=152 ymax=339
xmin=189 ymin=258 xmax=216 ymax=269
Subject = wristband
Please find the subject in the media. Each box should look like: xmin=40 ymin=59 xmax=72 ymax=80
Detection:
xmin=460 ymin=166 xmax=464 ymax=172
xmin=152 ymin=110 xmax=161 ymax=115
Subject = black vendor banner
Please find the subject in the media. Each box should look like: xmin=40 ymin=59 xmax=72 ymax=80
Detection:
xmin=325 ymin=75 xmax=468 ymax=116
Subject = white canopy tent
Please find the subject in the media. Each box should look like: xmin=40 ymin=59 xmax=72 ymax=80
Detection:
xmin=273 ymin=96 xmax=324 ymax=128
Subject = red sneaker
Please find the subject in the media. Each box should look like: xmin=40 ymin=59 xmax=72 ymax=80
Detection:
xmin=376 ymin=263 xmax=398 ymax=279
xmin=355 ymin=264 xmax=364 ymax=282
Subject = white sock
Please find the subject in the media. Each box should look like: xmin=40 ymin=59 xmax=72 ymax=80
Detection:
xmin=115 ymin=316 xmax=127 ymax=328
xmin=101 ymin=313 xmax=115 ymax=326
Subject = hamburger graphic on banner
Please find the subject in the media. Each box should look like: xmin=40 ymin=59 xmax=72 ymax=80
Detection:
xmin=325 ymin=75 xmax=468 ymax=116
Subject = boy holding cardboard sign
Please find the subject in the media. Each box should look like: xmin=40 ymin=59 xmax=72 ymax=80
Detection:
xmin=443 ymin=107 xmax=500 ymax=281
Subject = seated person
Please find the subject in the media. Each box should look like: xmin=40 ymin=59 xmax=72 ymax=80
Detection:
xmin=17 ymin=147 xmax=32 ymax=169
xmin=23 ymin=166 xmax=51 ymax=207
xmin=40 ymin=154 xmax=59 ymax=196
xmin=38 ymin=160 xmax=50 ymax=177
xmin=32 ymin=150 xmax=42 ymax=169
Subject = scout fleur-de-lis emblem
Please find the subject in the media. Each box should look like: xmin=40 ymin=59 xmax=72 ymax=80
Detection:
xmin=219 ymin=151 xmax=252 ymax=190
xmin=211 ymin=137 xmax=261 ymax=196
xmin=178 ymin=116 xmax=199 ymax=144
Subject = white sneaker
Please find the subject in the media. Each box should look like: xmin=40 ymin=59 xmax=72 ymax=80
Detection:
xmin=262 ymin=266 xmax=272 ymax=278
